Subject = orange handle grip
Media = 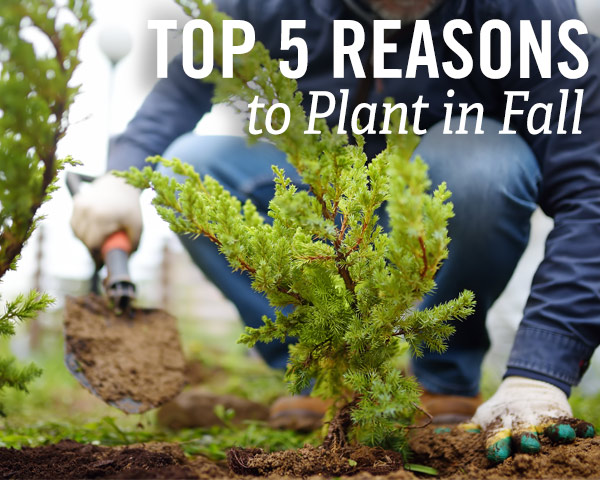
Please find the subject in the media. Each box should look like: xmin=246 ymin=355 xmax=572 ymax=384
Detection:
xmin=101 ymin=231 xmax=132 ymax=258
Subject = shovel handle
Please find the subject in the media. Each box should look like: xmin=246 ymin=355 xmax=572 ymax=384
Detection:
xmin=101 ymin=231 xmax=132 ymax=258
xmin=102 ymin=231 xmax=136 ymax=311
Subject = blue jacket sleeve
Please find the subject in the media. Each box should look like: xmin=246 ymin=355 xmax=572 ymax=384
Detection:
xmin=107 ymin=55 xmax=212 ymax=172
xmin=486 ymin=0 xmax=600 ymax=391
xmin=107 ymin=0 xmax=250 ymax=172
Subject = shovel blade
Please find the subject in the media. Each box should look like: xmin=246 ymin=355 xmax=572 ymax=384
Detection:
xmin=64 ymin=294 xmax=185 ymax=414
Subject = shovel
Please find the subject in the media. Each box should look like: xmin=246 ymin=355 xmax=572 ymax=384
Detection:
xmin=64 ymin=172 xmax=185 ymax=414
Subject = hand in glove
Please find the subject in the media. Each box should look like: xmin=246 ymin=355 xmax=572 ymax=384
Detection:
xmin=70 ymin=173 xmax=142 ymax=259
xmin=464 ymin=376 xmax=594 ymax=463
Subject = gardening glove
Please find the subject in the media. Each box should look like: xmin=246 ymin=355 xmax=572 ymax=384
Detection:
xmin=71 ymin=173 xmax=142 ymax=260
xmin=464 ymin=376 xmax=595 ymax=463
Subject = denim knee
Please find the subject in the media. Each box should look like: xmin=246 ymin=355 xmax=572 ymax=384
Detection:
xmin=160 ymin=133 xmax=245 ymax=180
xmin=157 ymin=134 xmax=294 ymax=369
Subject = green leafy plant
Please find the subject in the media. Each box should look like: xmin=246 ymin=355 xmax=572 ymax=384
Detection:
xmin=0 ymin=0 xmax=91 ymax=412
xmin=122 ymin=1 xmax=475 ymax=451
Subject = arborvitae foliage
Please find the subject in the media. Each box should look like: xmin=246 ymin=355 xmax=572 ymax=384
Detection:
xmin=0 ymin=0 xmax=91 ymax=412
xmin=122 ymin=2 xmax=475 ymax=451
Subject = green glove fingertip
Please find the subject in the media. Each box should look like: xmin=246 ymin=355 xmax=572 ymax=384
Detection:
xmin=486 ymin=429 xmax=512 ymax=463
xmin=487 ymin=436 xmax=512 ymax=463
xmin=575 ymin=421 xmax=595 ymax=439
xmin=544 ymin=423 xmax=576 ymax=444
xmin=513 ymin=431 xmax=540 ymax=454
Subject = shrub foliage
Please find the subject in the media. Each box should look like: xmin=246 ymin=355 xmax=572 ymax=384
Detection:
xmin=122 ymin=2 xmax=475 ymax=449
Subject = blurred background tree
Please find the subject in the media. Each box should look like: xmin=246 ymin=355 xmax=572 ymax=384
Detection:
xmin=0 ymin=0 xmax=91 ymax=412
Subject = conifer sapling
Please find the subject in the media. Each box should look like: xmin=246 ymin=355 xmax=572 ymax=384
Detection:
xmin=121 ymin=1 xmax=475 ymax=450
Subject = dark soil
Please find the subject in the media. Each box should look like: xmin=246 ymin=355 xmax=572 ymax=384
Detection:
xmin=0 ymin=440 xmax=199 ymax=479
xmin=2 ymin=426 xmax=599 ymax=479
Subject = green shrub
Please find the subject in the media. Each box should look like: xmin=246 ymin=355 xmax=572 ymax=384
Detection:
xmin=122 ymin=1 xmax=474 ymax=451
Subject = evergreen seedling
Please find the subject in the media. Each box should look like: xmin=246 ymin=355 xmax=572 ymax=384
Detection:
xmin=122 ymin=2 xmax=475 ymax=451
xmin=0 ymin=0 xmax=91 ymax=412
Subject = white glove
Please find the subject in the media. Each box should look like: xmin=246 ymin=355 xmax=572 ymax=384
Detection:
xmin=472 ymin=376 xmax=572 ymax=431
xmin=70 ymin=173 xmax=143 ymax=254
xmin=576 ymin=0 xmax=600 ymax=37
xmin=466 ymin=376 xmax=594 ymax=463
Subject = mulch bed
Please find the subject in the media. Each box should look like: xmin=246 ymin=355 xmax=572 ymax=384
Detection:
xmin=1 ymin=427 xmax=599 ymax=479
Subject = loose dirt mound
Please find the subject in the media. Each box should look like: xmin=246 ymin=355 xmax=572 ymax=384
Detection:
xmin=409 ymin=425 xmax=600 ymax=479
xmin=0 ymin=440 xmax=199 ymax=479
xmin=227 ymin=445 xmax=414 ymax=478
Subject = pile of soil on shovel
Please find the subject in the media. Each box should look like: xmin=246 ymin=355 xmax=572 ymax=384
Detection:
xmin=64 ymin=294 xmax=186 ymax=413
xmin=0 ymin=430 xmax=599 ymax=479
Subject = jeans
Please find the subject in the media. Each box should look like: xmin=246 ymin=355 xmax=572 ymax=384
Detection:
xmin=159 ymin=116 xmax=541 ymax=396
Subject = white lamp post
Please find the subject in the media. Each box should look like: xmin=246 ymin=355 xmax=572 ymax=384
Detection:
xmin=97 ymin=25 xmax=133 ymax=138
xmin=98 ymin=24 xmax=133 ymax=67
xmin=575 ymin=0 xmax=600 ymax=37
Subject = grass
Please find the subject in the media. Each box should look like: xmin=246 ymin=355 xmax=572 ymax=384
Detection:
xmin=570 ymin=389 xmax=600 ymax=429
xmin=0 ymin=417 xmax=319 ymax=459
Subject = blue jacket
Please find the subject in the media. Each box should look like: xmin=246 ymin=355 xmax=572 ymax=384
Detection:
xmin=109 ymin=0 xmax=600 ymax=393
